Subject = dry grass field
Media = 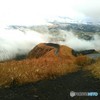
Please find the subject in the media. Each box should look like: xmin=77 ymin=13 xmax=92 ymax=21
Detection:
xmin=0 ymin=43 xmax=92 ymax=87
xmin=83 ymin=58 xmax=100 ymax=79
xmin=0 ymin=44 xmax=100 ymax=100
xmin=0 ymin=43 xmax=78 ymax=87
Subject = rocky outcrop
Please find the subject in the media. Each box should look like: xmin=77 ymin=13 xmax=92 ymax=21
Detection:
xmin=0 ymin=43 xmax=95 ymax=88
xmin=27 ymin=43 xmax=76 ymax=62
xmin=72 ymin=49 xmax=98 ymax=57
xmin=27 ymin=43 xmax=58 ymax=58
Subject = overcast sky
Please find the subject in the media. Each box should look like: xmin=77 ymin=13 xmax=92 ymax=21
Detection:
xmin=0 ymin=0 xmax=100 ymax=25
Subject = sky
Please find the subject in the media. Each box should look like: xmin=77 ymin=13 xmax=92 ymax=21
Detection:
xmin=0 ymin=0 xmax=100 ymax=25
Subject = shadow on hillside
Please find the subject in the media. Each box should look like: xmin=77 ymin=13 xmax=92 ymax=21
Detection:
xmin=0 ymin=70 xmax=100 ymax=100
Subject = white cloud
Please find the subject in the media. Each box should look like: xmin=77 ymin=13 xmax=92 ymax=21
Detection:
xmin=0 ymin=0 xmax=100 ymax=25
xmin=74 ymin=0 xmax=100 ymax=22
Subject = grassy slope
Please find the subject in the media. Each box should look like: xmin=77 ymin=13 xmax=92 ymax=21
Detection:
xmin=0 ymin=47 xmax=100 ymax=100
xmin=0 ymin=59 xmax=100 ymax=100
xmin=84 ymin=58 xmax=100 ymax=79
xmin=0 ymin=58 xmax=79 ymax=87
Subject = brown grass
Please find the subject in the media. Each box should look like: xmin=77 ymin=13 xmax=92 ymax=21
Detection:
xmin=0 ymin=57 xmax=79 ymax=87
xmin=75 ymin=55 xmax=94 ymax=66
xmin=83 ymin=58 xmax=100 ymax=79
xmin=0 ymin=43 xmax=97 ymax=87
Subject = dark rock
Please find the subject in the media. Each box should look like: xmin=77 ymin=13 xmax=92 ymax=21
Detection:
xmin=45 ymin=43 xmax=60 ymax=55
xmin=72 ymin=49 xmax=98 ymax=56
xmin=15 ymin=55 xmax=26 ymax=60
xmin=45 ymin=43 xmax=60 ymax=49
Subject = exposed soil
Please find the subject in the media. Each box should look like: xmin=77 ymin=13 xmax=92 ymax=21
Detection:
xmin=0 ymin=70 xmax=100 ymax=100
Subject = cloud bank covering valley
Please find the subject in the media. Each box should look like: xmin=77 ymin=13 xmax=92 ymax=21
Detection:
xmin=0 ymin=27 xmax=100 ymax=61
xmin=0 ymin=0 xmax=100 ymax=61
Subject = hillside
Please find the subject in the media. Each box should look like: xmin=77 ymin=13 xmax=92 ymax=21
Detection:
xmin=0 ymin=43 xmax=100 ymax=100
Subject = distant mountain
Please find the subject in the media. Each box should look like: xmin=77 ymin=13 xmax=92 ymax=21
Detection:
xmin=8 ymin=17 xmax=100 ymax=33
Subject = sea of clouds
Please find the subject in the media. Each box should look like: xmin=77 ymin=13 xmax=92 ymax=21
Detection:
xmin=0 ymin=28 xmax=46 ymax=61
xmin=0 ymin=26 xmax=100 ymax=61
